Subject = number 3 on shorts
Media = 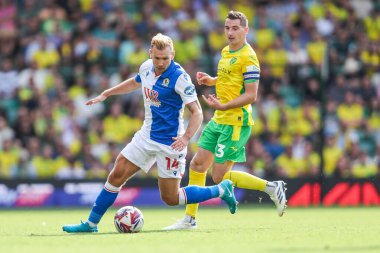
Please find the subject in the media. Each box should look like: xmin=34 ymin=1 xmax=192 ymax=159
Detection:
xmin=215 ymin=144 xmax=226 ymax=158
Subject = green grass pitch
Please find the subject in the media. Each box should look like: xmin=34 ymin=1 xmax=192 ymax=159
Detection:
xmin=0 ymin=206 xmax=379 ymax=253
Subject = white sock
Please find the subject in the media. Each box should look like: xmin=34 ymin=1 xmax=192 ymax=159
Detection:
xmin=87 ymin=220 xmax=97 ymax=228
xmin=217 ymin=184 xmax=225 ymax=197
xmin=178 ymin=188 xmax=186 ymax=205
xmin=264 ymin=181 xmax=276 ymax=195
xmin=104 ymin=181 xmax=122 ymax=192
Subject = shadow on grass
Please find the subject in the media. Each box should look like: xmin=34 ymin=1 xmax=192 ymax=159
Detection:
xmin=29 ymin=229 xmax=193 ymax=237
xmin=29 ymin=226 xmax=270 ymax=237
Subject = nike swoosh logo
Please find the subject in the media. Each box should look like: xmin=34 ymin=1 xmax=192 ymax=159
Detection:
xmin=226 ymin=189 xmax=232 ymax=198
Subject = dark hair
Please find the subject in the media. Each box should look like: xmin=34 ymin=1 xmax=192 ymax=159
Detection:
xmin=226 ymin=11 xmax=248 ymax=27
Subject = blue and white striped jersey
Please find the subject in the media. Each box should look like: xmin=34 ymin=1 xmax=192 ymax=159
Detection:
xmin=134 ymin=59 xmax=198 ymax=146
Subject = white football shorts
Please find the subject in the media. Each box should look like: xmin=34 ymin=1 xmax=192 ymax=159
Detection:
xmin=120 ymin=130 xmax=186 ymax=179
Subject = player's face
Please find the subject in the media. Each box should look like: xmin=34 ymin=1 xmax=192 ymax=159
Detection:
xmin=224 ymin=18 xmax=248 ymax=49
xmin=150 ymin=46 xmax=174 ymax=75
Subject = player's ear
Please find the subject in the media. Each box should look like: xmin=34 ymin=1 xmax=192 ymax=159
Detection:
xmin=244 ymin=26 xmax=249 ymax=35
xmin=171 ymin=50 xmax=175 ymax=60
xmin=149 ymin=49 xmax=152 ymax=58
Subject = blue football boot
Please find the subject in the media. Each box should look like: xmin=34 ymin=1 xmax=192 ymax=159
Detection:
xmin=219 ymin=179 xmax=238 ymax=214
xmin=63 ymin=221 xmax=98 ymax=233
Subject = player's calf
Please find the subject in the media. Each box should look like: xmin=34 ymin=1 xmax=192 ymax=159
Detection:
xmin=161 ymin=193 xmax=179 ymax=206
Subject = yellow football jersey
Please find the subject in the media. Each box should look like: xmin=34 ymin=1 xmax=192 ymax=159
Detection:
xmin=213 ymin=44 xmax=260 ymax=126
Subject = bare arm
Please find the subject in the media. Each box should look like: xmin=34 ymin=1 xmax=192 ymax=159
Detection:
xmin=86 ymin=77 xmax=141 ymax=105
xmin=202 ymin=81 xmax=259 ymax=111
xmin=171 ymin=100 xmax=203 ymax=151
xmin=196 ymin=72 xmax=217 ymax=86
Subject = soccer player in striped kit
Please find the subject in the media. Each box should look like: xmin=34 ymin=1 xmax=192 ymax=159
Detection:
xmin=63 ymin=33 xmax=237 ymax=233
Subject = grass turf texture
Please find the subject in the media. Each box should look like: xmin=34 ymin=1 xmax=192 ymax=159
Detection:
xmin=0 ymin=206 xmax=379 ymax=253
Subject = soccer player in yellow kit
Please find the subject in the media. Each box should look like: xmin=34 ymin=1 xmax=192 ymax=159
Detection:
xmin=164 ymin=11 xmax=287 ymax=230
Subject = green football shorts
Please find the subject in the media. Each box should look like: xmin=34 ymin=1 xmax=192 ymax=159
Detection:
xmin=198 ymin=120 xmax=252 ymax=164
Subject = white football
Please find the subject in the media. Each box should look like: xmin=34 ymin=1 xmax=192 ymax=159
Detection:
xmin=114 ymin=206 xmax=144 ymax=233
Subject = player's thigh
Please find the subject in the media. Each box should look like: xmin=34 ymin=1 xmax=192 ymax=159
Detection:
xmin=197 ymin=120 xmax=221 ymax=154
xmin=156 ymin=144 xmax=186 ymax=179
xmin=158 ymin=177 xmax=181 ymax=206
xmin=190 ymin=147 xmax=214 ymax=172
xmin=193 ymin=120 xmax=221 ymax=171
xmin=120 ymin=131 xmax=156 ymax=174
xmin=108 ymin=154 xmax=141 ymax=187
xmin=214 ymin=125 xmax=252 ymax=164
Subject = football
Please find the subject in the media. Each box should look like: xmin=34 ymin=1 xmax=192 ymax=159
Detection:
xmin=114 ymin=206 xmax=144 ymax=233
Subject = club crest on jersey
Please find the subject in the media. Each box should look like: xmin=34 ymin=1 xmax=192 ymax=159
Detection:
xmin=184 ymin=86 xmax=195 ymax=96
xmin=162 ymin=78 xmax=170 ymax=87
xmin=230 ymin=57 xmax=237 ymax=65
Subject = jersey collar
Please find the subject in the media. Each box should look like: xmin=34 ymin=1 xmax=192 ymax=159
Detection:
xmin=160 ymin=60 xmax=177 ymax=78
xmin=229 ymin=43 xmax=247 ymax=53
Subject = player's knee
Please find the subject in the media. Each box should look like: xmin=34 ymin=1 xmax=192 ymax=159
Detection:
xmin=108 ymin=155 xmax=133 ymax=187
xmin=190 ymin=157 xmax=203 ymax=171
xmin=212 ymin=173 xmax=224 ymax=184
xmin=161 ymin=193 xmax=178 ymax=206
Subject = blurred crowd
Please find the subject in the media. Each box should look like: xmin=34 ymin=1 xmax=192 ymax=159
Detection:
xmin=0 ymin=0 xmax=379 ymax=180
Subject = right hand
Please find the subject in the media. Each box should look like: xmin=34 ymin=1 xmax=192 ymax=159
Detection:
xmin=196 ymin=72 xmax=212 ymax=86
xmin=85 ymin=93 xmax=107 ymax=105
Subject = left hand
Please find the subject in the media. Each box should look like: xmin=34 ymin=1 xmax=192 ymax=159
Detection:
xmin=171 ymin=136 xmax=189 ymax=151
xmin=86 ymin=93 xmax=107 ymax=105
xmin=202 ymin=94 xmax=226 ymax=110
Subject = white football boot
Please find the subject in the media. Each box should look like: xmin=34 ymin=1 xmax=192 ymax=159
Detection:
xmin=269 ymin=181 xmax=287 ymax=217
xmin=163 ymin=216 xmax=197 ymax=231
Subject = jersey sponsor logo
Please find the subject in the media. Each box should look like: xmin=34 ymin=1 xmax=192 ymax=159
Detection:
xmin=184 ymin=86 xmax=195 ymax=96
xmin=246 ymin=65 xmax=260 ymax=72
xmin=230 ymin=57 xmax=237 ymax=65
xmin=144 ymin=87 xmax=161 ymax=107
xmin=218 ymin=67 xmax=231 ymax=75
xmin=162 ymin=78 xmax=170 ymax=87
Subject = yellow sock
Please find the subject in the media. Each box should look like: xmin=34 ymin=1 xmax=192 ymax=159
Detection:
xmin=185 ymin=169 xmax=207 ymax=218
xmin=223 ymin=171 xmax=267 ymax=191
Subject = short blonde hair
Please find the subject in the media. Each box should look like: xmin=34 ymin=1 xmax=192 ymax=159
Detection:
xmin=151 ymin=33 xmax=174 ymax=51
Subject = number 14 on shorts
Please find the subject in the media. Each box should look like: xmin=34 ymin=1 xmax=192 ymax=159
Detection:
xmin=165 ymin=157 xmax=179 ymax=170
